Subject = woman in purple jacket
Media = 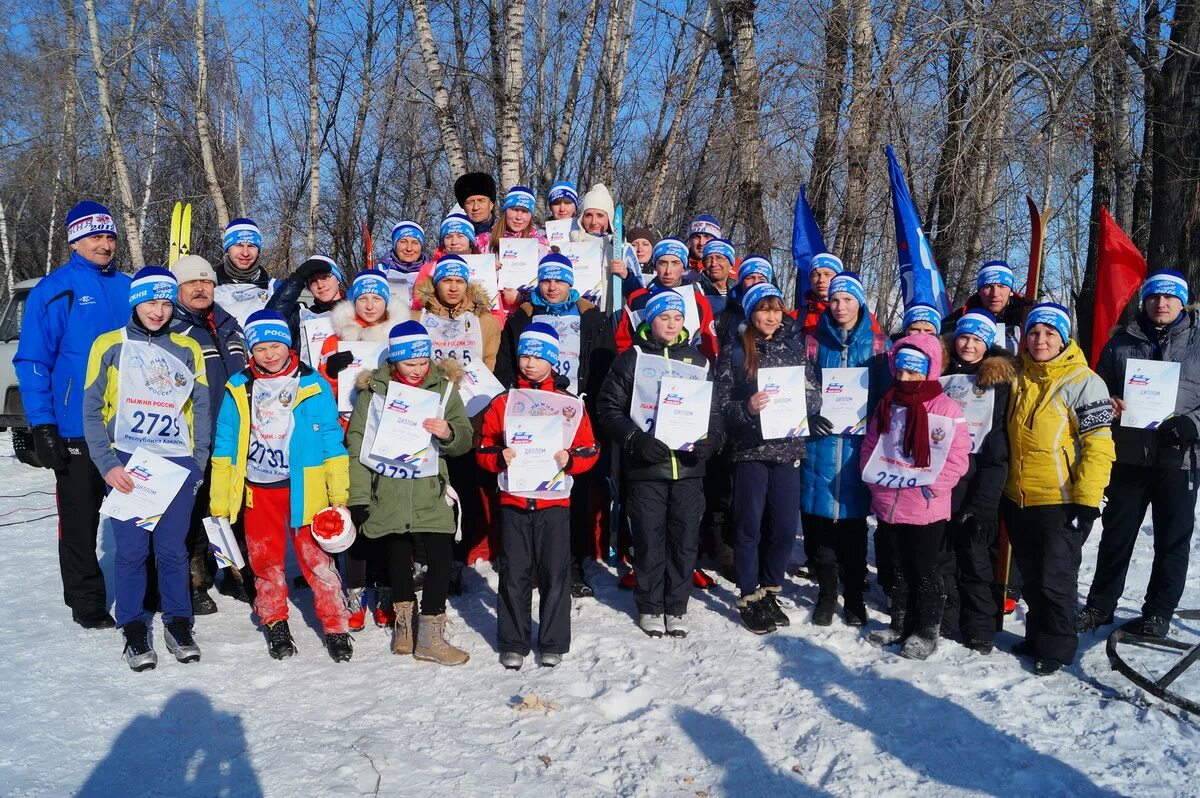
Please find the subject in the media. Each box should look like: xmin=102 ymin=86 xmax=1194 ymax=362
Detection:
xmin=861 ymin=334 xmax=971 ymax=660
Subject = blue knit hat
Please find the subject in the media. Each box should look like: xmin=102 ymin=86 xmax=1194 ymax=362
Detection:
xmin=66 ymin=201 xmax=117 ymax=244
xmin=432 ymin=254 xmax=470 ymax=284
xmin=976 ymin=260 xmax=1015 ymax=291
xmin=1141 ymin=270 xmax=1189 ymax=304
xmin=244 ymin=310 xmax=292 ymax=351
xmin=954 ymin=309 xmax=997 ymax=348
xmin=547 ymin=181 xmax=579 ymax=206
xmin=894 ymin=346 xmax=931 ymax=377
xmin=828 ymin=272 xmax=867 ymax=307
xmin=702 ymin=238 xmax=735 ymax=265
xmin=902 ymin=303 xmax=943 ymax=330
xmin=687 ymin=214 xmax=721 ymax=239
xmin=652 ymin=238 xmax=689 ymax=265
xmin=536 ymin=252 xmax=574 ymax=286
xmin=810 ymin=253 xmax=844 ymax=275
xmin=501 ymin=186 xmax=536 ymax=212
xmin=739 ymin=256 xmax=774 ymax=285
xmin=517 ymin=321 xmax=560 ymax=367
xmin=223 ymin=218 xmax=262 ymax=251
xmin=1025 ymin=302 xmax=1072 ymax=343
xmin=645 ymin=289 xmax=686 ymax=323
xmin=390 ymin=220 xmax=425 ymax=247
xmin=128 ymin=266 xmax=177 ymax=309
xmin=350 ymin=269 xmax=391 ymax=303
xmin=439 ymin=213 xmax=475 ymax=243
xmin=388 ymin=320 xmax=433 ymax=362
xmin=742 ymin=282 xmax=783 ymax=315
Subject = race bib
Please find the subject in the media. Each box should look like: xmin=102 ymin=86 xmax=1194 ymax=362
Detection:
xmin=422 ymin=311 xmax=484 ymax=367
xmin=113 ymin=337 xmax=194 ymax=457
xmin=938 ymin=374 xmax=995 ymax=453
xmin=863 ymin=409 xmax=959 ymax=488
xmin=531 ymin=314 xmax=583 ymax=394
xmin=630 ymin=348 xmax=708 ymax=433
xmin=246 ymin=374 xmax=298 ymax=483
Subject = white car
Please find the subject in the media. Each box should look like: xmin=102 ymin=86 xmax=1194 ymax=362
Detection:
xmin=0 ymin=278 xmax=42 ymax=466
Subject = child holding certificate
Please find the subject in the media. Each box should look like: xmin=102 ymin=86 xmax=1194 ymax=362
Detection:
xmin=84 ymin=267 xmax=209 ymax=671
xmin=714 ymin=283 xmax=819 ymax=635
xmin=861 ymin=335 xmax=971 ymax=660
xmin=598 ymin=290 xmax=724 ymax=638
xmin=475 ymin=323 xmax=599 ymax=670
xmin=209 ymin=310 xmax=355 ymax=663
xmin=346 ymin=321 xmax=474 ymax=665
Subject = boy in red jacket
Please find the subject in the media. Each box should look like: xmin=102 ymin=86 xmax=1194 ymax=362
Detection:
xmin=476 ymin=322 xmax=599 ymax=670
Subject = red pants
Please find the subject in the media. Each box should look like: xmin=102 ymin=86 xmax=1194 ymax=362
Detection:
xmin=244 ymin=484 xmax=348 ymax=634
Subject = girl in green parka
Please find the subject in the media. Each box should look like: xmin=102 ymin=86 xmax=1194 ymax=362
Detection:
xmin=346 ymin=320 xmax=473 ymax=665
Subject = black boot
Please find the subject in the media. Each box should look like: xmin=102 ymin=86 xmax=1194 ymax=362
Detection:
xmin=570 ymin=560 xmax=594 ymax=598
xmin=812 ymin=564 xmax=839 ymax=626
xmin=901 ymin=578 xmax=946 ymax=661
xmin=325 ymin=632 xmax=353 ymax=662
xmin=843 ymin=590 xmax=867 ymax=627
xmin=191 ymin=586 xmax=218 ymax=615
xmin=265 ymin=620 xmax=297 ymax=660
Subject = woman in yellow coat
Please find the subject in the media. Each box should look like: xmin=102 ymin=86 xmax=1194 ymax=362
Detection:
xmin=1002 ymin=303 xmax=1115 ymax=676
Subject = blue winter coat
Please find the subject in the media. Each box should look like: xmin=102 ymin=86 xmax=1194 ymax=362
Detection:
xmin=799 ymin=310 xmax=890 ymax=520
xmin=14 ymin=252 xmax=132 ymax=438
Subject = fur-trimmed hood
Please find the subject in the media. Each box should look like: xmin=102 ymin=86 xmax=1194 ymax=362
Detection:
xmin=413 ymin=276 xmax=495 ymax=320
xmin=353 ymin=356 xmax=463 ymax=391
xmin=940 ymin=335 xmax=1018 ymax=388
xmin=330 ymin=298 xmax=408 ymax=342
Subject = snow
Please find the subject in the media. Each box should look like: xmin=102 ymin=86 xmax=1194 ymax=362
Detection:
xmin=0 ymin=430 xmax=1197 ymax=797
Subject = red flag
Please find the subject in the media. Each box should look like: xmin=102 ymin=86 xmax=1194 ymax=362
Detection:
xmin=1090 ymin=206 xmax=1147 ymax=366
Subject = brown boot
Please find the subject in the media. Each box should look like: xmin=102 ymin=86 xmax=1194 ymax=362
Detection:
xmin=391 ymin=600 xmax=415 ymax=655
xmin=413 ymin=613 xmax=469 ymax=666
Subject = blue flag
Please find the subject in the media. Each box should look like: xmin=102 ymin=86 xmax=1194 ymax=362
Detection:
xmin=791 ymin=185 xmax=827 ymax=299
xmin=886 ymin=145 xmax=949 ymax=316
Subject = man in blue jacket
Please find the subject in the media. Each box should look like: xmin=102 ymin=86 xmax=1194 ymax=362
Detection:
xmin=14 ymin=201 xmax=132 ymax=629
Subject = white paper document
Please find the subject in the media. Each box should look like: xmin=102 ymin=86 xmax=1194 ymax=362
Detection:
xmin=545 ymin=219 xmax=573 ymax=245
xmin=100 ymin=448 xmax=190 ymax=532
xmin=820 ymin=367 xmax=870 ymax=435
xmin=558 ymin=240 xmax=606 ymax=300
xmin=757 ymin=366 xmax=810 ymax=440
xmin=337 ymin=342 xmax=386 ymax=413
xmin=458 ymin=361 xmax=506 ymax=417
xmin=299 ymin=313 xmax=334 ymax=368
xmin=497 ymin=238 xmax=540 ymax=290
xmin=505 ymin=415 xmax=565 ymax=493
xmin=202 ymin=516 xmax=245 ymax=570
xmin=369 ymin=381 xmax=441 ymax=466
xmin=463 ymin=254 xmax=500 ymax=309
xmin=654 ymin=376 xmax=713 ymax=450
xmin=1121 ymin=358 xmax=1181 ymax=429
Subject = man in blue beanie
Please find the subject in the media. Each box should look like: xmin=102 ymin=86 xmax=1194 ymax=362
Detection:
xmin=14 ymin=201 xmax=132 ymax=629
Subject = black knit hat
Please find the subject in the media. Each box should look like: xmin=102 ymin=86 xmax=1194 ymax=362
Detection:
xmin=454 ymin=172 xmax=497 ymax=206
xmin=625 ymin=226 xmax=659 ymax=246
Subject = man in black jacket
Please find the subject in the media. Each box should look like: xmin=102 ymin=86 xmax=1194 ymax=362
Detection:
xmin=941 ymin=260 xmax=1033 ymax=355
xmin=171 ymin=255 xmax=250 ymax=609
xmin=1079 ymin=270 xmax=1200 ymax=638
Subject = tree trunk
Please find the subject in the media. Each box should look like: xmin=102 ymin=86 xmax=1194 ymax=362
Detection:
xmin=498 ymin=0 xmax=527 ymax=189
xmin=809 ymin=0 xmax=849 ymax=231
xmin=81 ymin=0 xmax=145 ymax=269
xmin=727 ymin=0 xmax=771 ymax=253
xmin=195 ymin=0 xmax=231 ymax=229
xmin=334 ymin=0 xmax=378 ymax=265
xmin=306 ymin=0 xmax=321 ymax=254
xmin=412 ymin=0 xmax=468 ymax=177
xmin=834 ymin=0 xmax=876 ymax=269
xmin=539 ymin=0 xmax=603 ymax=191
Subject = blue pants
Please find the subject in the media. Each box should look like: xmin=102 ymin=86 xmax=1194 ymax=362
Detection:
xmin=111 ymin=453 xmax=202 ymax=627
xmin=733 ymin=460 xmax=801 ymax=596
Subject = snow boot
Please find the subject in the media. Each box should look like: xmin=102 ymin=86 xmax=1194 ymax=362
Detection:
xmin=900 ymin=579 xmax=945 ymax=661
xmin=1034 ymin=657 xmax=1063 ymax=676
xmin=325 ymin=633 xmax=353 ymax=662
xmin=638 ymin=613 xmax=665 ymax=637
xmin=265 ymin=620 xmax=297 ymax=660
xmin=163 ymin=617 xmax=201 ymax=664
xmin=500 ymin=652 xmax=524 ymax=670
xmin=413 ymin=613 xmax=469 ymax=666
xmin=571 ymin=561 xmax=594 ymax=598
xmin=345 ymin=587 xmax=366 ymax=632
xmin=122 ymin=620 xmax=157 ymax=672
xmin=737 ymin=592 xmax=777 ymax=635
xmin=191 ymin=586 xmax=218 ymax=615
xmin=1076 ymin=605 xmax=1114 ymax=633
xmin=869 ymin=574 xmax=909 ymax=647
xmin=391 ymin=600 xmax=415 ymax=655
xmin=761 ymin=587 xmax=790 ymax=627
xmin=843 ymin=590 xmax=867 ymax=627
xmin=812 ymin=564 xmax=839 ymax=627
xmin=665 ymin=613 xmax=689 ymax=638
xmin=74 ymin=608 xmax=117 ymax=630
xmin=1120 ymin=614 xmax=1170 ymax=638
xmin=540 ymin=652 xmax=562 ymax=667
xmin=964 ymin=639 xmax=994 ymax=655
xmin=374 ymin=587 xmax=396 ymax=627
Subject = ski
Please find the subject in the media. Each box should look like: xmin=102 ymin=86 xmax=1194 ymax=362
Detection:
xmin=609 ymin=204 xmax=624 ymax=316
xmin=362 ymin=219 xmax=374 ymax=271
xmin=167 ymin=201 xmax=193 ymax=266
xmin=180 ymin=202 xmax=192 ymax=259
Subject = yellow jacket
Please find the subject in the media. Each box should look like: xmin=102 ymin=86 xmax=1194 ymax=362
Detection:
xmin=1004 ymin=341 xmax=1115 ymax=508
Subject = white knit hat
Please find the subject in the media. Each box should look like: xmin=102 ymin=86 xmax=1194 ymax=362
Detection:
xmin=579 ymin=183 xmax=615 ymax=224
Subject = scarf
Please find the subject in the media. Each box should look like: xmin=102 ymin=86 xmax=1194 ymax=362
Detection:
xmin=222 ymin=254 xmax=264 ymax=283
xmin=530 ymin=289 xmax=581 ymax=316
xmin=249 ymin=352 xmax=300 ymax=380
xmin=392 ymin=364 xmax=428 ymax=386
xmin=872 ymin=379 xmax=944 ymax=468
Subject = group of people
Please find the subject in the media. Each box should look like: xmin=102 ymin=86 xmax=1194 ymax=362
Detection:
xmin=13 ymin=176 xmax=1198 ymax=679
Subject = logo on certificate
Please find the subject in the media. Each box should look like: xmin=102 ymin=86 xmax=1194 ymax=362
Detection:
xmin=1128 ymin=373 xmax=1151 ymax=386
xmin=510 ymin=431 xmax=535 ymax=444
xmin=825 ymin=382 xmax=845 ymax=394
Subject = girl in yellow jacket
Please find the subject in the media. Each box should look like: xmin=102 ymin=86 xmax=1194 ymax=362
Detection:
xmin=1002 ymin=303 xmax=1115 ymax=676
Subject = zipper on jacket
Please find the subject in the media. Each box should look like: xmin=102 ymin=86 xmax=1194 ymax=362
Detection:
xmin=63 ymin=378 xmax=72 ymax=407
xmin=831 ymin=339 xmax=850 ymax=521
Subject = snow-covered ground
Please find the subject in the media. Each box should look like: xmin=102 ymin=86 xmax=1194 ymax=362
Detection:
xmin=0 ymin=431 xmax=1197 ymax=797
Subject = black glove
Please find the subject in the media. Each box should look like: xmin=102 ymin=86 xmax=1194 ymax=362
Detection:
xmin=325 ymin=350 xmax=355 ymax=379
xmin=1156 ymin=415 xmax=1198 ymax=448
xmin=958 ymin=509 xmax=999 ymax=546
xmin=629 ymin=432 xmax=672 ymax=464
xmin=687 ymin=434 xmax=721 ymax=462
xmin=296 ymin=257 xmax=334 ymax=284
xmin=349 ymin=505 xmax=370 ymax=530
xmin=31 ymin=424 xmax=69 ymax=470
xmin=807 ymin=414 xmax=835 ymax=437
xmin=1070 ymin=503 xmax=1100 ymax=530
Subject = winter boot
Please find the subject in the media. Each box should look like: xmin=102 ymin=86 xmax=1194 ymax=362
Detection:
xmin=812 ymin=564 xmax=839 ymax=627
xmin=413 ymin=613 xmax=469 ymax=666
xmin=391 ymin=600 xmax=416 ymax=655
xmin=122 ymin=621 xmax=157 ymax=672
xmin=189 ymin=556 xmax=217 ymax=615
xmin=163 ymin=617 xmax=201 ymax=664
xmin=665 ymin=613 xmax=690 ymax=638
xmin=374 ymin=587 xmax=396 ymax=627
xmin=868 ymin=574 xmax=909 ymax=647
xmin=325 ymin=632 xmax=353 ymax=662
xmin=571 ymin=561 xmax=594 ymax=598
xmin=191 ymin=586 xmax=218 ymax=615
xmin=499 ymin=652 xmax=524 ymax=670
xmin=761 ymin=587 xmax=790 ymax=627
xmin=843 ymin=590 xmax=868 ymax=627
xmin=737 ymin=592 xmax=777 ymax=635
xmin=1120 ymin=614 xmax=1170 ymax=638
xmin=345 ymin=588 xmax=366 ymax=632
xmin=265 ymin=620 xmax=297 ymax=660
xmin=900 ymin=579 xmax=946 ymax=661
xmin=1075 ymin=605 xmax=1113 ymax=632
xmin=540 ymin=652 xmax=562 ymax=667
xmin=638 ymin=614 xmax=665 ymax=637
